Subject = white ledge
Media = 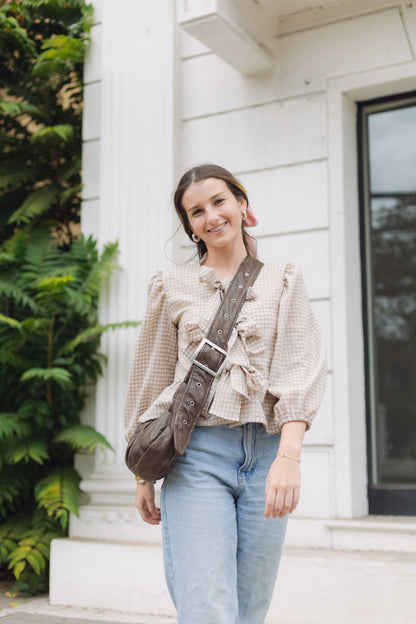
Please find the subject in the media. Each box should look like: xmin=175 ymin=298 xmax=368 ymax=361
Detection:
xmin=177 ymin=0 xmax=273 ymax=75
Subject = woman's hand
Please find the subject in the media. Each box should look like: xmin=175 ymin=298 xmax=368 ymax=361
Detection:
xmin=264 ymin=456 xmax=300 ymax=518
xmin=135 ymin=482 xmax=161 ymax=525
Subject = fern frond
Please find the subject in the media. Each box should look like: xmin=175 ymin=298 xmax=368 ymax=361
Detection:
xmin=81 ymin=240 xmax=119 ymax=297
xmin=5 ymin=439 xmax=49 ymax=465
xmin=0 ymin=168 xmax=38 ymax=191
xmin=20 ymin=367 xmax=73 ymax=389
xmin=0 ymin=100 xmax=45 ymax=119
xmin=0 ymin=281 xmax=39 ymax=313
xmin=59 ymin=183 xmax=82 ymax=205
xmin=8 ymin=529 xmax=54 ymax=578
xmin=0 ymin=349 xmax=27 ymax=369
xmin=34 ymin=465 xmax=81 ymax=530
xmin=54 ymin=424 xmax=114 ymax=453
xmin=0 ymin=413 xmax=32 ymax=440
xmin=30 ymin=124 xmax=74 ymax=144
xmin=0 ymin=470 xmax=30 ymax=520
xmin=20 ymin=317 xmax=52 ymax=334
xmin=34 ymin=274 xmax=74 ymax=295
xmin=32 ymin=35 xmax=85 ymax=76
xmin=0 ymin=513 xmax=32 ymax=561
xmin=0 ymin=313 xmax=22 ymax=330
xmin=59 ymin=321 xmax=140 ymax=355
xmin=7 ymin=187 xmax=57 ymax=226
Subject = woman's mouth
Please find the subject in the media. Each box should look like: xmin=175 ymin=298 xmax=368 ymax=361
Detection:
xmin=208 ymin=222 xmax=227 ymax=234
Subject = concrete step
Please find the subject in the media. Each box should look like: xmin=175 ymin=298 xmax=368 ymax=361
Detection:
xmin=3 ymin=547 xmax=416 ymax=624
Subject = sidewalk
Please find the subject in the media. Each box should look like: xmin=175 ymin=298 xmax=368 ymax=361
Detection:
xmin=1 ymin=547 xmax=416 ymax=623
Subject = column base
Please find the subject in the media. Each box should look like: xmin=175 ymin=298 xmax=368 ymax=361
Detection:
xmin=50 ymin=537 xmax=174 ymax=616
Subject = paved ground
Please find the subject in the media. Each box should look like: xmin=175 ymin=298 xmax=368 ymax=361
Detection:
xmin=1 ymin=547 xmax=416 ymax=623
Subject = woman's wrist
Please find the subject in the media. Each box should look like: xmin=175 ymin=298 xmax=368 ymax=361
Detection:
xmin=276 ymin=452 xmax=300 ymax=464
xmin=134 ymin=475 xmax=156 ymax=484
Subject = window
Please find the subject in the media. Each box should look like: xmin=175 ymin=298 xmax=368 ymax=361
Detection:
xmin=359 ymin=93 xmax=416 ymax=515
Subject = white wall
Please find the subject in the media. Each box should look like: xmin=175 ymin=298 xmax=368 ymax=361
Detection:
xmin=176 ymin=2 xmax=416 ymax=519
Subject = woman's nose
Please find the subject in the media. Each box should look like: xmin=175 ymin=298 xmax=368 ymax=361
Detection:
xmin=205 ymin=206 xmax=218 ymax=223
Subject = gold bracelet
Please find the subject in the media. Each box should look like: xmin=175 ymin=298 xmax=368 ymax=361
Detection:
xmin=276 ymin=453 xmax=300 ymax=464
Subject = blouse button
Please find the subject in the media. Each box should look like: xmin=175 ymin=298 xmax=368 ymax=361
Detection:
xmin=183 ymin=419 xmax=188 ymax=425
xmin=189 ymin=400 xmax=195 ymax=406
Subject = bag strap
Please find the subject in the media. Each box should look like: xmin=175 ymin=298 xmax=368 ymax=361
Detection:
xmin=173 ymin=255 xmax=263 ymax=454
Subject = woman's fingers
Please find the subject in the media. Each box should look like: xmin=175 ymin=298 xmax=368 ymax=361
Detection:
xmin=135 ymin=483 xmax=161 ymax=525
xmin=264 ymin=457 xmax=301 ymax=518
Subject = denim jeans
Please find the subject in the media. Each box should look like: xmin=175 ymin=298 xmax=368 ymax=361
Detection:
xmin=161 ymin=423 xmax=288 ymax=624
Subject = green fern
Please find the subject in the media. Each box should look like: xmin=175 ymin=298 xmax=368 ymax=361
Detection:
xmin=0 ymin=100 xmax=45 ymax=119
xmin=30 ymin=124 xmax=74 ymax=144
xmin=0 ymin=470 xmax=30 ymax=519
xmin=0 ymin=414 xmax=32 ymax=440
xmin=8 ymin=529 xmax=53 ymax=578
xmin=54 ymin=424 xmax=114 ymax=453
xmin=5 ymin=440 xmax=49 ymax=466
xmin=20 ymin=367 xmax=73 ymax=389
xmin=0 ymin=313 xmax=22 ymax=330
xmin=59 ymin=321 xmax=139 ymax=355
xmin=0 ymin=282 xmax=39 ymax=313
xmin=7 ymin=187 xmax=58 ymax=226
xmin=34 ymin=465 xmax=81 ymax=530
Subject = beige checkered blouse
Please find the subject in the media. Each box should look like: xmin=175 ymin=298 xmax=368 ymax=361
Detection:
xmin=124 ymin=260 xmax=327 ymax=443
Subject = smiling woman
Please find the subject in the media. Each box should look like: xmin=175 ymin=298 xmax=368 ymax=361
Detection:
xmin=124 ymin=163 xmax=327 ymax=624
xmin=173 ymin=164 xmax=256 ymax=266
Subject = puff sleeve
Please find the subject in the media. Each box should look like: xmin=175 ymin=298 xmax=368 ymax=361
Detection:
xmin=124 ymin=271 xmax=178 ymax=442
xmin=268 ymin=263 xmax=327 ymax=431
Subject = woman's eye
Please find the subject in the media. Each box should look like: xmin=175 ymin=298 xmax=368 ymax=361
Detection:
xmin=192 ymin=209 xmax=202 ymax=216
xmin=214 ymin=199 xmax=224 ymax=205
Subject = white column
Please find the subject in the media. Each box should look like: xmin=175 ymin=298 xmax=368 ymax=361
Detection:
xmin=78 ymin=0 xmax=177 ymax=517
xmin=50 ymin=1 xmax=177 ymax=614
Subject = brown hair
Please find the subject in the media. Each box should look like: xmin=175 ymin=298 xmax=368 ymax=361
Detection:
xmin=174 ymin=164 xmax=256 ymax=260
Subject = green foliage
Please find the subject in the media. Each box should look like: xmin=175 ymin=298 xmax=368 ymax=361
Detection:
xmin=35 ymin=465 xmax=81 ymax=529
xmin=0 ymin=227 xmax=137 ymax=594
xmin=0 ymin=1 xmax=138 ymax=596
xmin=0 ymin=0 xmax=93 ymax=243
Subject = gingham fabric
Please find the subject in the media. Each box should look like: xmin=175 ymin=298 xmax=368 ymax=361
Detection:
xmin=124 ymin=260 xmax=327 ymax=443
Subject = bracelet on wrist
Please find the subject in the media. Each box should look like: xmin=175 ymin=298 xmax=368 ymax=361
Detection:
xmin=276 ymin=453 xmax=300 ymax=464
xmin=134 ymin=475 xmax=156 ymax=484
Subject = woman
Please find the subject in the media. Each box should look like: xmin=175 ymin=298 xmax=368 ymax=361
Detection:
xmin=124 ymin=164 xmax=326 ymax=624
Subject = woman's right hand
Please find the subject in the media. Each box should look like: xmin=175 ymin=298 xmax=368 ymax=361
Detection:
xmin=135 ymin=482 xmax=161 ymax=525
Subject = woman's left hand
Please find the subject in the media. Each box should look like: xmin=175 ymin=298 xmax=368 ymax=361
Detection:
xmin=264 ymin=456 xmax=300 ymax=518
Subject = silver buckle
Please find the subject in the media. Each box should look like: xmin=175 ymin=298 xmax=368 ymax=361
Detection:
xmin=190 ymin=338 xmax=227 ymax=378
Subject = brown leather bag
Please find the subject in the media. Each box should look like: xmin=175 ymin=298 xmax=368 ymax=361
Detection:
xmin=125 ymin=255 xmax=264 ymax=481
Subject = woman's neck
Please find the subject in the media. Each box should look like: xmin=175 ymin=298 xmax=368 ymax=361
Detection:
xmin=202 ymin=244 xmax=247 ymax=280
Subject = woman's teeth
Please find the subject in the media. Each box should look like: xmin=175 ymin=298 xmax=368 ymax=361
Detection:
xmin=209 ymin=222 xmax=226 ymax=232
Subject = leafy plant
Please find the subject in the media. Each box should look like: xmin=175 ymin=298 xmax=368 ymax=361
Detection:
xmin=0 ymin=1 xmax=137 ymax=595
xmin=0 ymin=226 xmax=138 ymax=594
xmin=0 ymin=0 xmax=93 ymax=244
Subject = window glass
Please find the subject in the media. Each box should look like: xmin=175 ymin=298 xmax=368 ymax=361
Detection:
xmin=365 ymin=101 xmax=416 ymax=485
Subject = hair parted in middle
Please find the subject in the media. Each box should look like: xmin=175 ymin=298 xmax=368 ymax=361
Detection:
xmin=173 ymin=164 xmax=256 ymax=260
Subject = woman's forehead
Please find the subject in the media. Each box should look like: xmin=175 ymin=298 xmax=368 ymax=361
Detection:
xmin=182 ymin=178 xmax=228 ymax=207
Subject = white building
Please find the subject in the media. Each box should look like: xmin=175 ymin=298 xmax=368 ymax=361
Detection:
xmin=51 ymin=0 xmax=416 ymax=619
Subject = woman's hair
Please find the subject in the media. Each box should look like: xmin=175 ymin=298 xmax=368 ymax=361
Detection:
xmin=173 ymin=164 xmax=256 ymax=260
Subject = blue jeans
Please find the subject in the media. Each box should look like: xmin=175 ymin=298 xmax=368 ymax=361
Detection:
xmin=161 ymin=423 xmax=288 ymax=624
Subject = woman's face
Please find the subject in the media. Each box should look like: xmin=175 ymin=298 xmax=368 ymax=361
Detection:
xmin=182 ymin=178 xmax=246 ymax=253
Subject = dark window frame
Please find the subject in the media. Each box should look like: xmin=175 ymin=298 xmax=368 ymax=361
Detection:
xmin=357 ymin=90 xmax=416 ymax=516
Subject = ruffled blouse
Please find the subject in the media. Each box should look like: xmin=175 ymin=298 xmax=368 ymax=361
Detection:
xmin=124 ymin=260 xmax=327 ymax=443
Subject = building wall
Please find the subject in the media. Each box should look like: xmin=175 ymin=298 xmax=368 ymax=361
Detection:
xmin=175 ymin=3 xmax=415 ymax=521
